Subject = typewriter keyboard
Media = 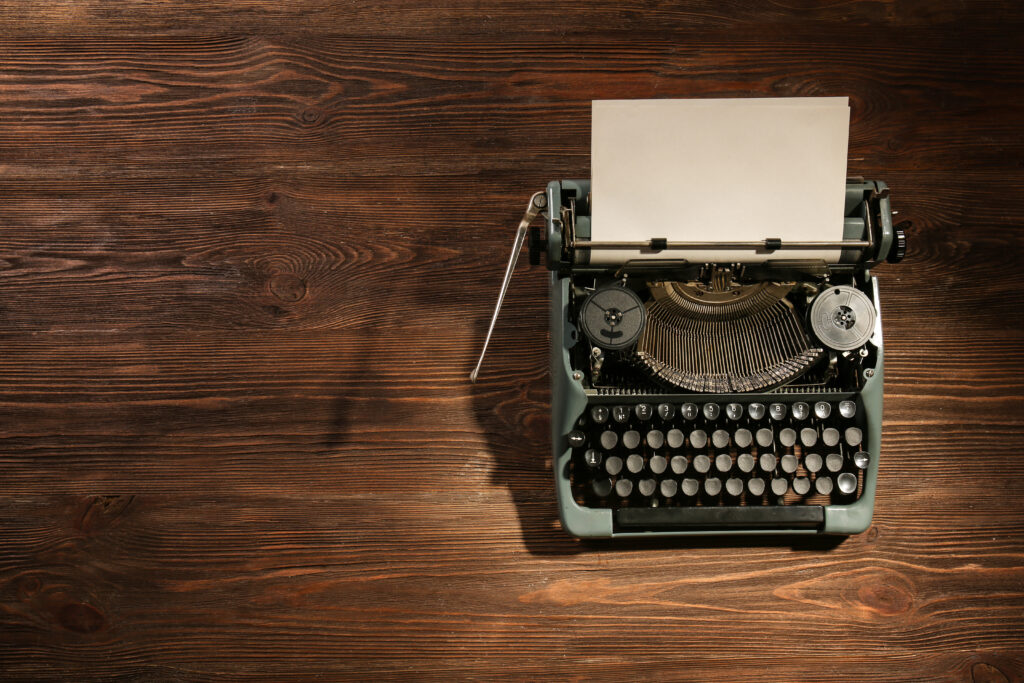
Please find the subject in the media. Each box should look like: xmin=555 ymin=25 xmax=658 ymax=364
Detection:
xmin=568 ymin=398 xmax=869 ymax=509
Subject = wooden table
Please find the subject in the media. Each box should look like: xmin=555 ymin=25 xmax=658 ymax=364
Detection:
xmin=2 ymin=3 xmax=1022 ymax=680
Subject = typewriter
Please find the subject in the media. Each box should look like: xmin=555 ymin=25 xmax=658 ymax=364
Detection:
xmin=472 ymin=179 xmax=906 ymax=537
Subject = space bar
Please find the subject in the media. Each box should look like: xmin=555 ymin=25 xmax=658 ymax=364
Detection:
xmin=614 ymin=506 xmax=824 ymax=530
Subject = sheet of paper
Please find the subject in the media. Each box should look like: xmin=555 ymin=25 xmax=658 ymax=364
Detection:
xmin=590 ymin=98 xmax=850 ymax=264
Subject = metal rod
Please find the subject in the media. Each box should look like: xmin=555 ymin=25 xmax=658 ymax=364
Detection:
xmin=573 ymin=239 xmax=870 ymax=250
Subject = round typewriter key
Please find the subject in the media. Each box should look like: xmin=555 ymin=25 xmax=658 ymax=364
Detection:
xmin=703 ymin=402 xmax=721 ymax=421
xmin=626 ymin=453 xmax=644 ymax=474
xmin=815 ymin=476 xmax=834 ymax=496
xmin=646 ymin=429 xmax=665 ymax=450
xmin=759 ymin=453 xmax=777 ymax=472
xmin=592 ymin=478 xmax=613 ymax=497
xmin=825 ymin=453 xmax=844 ymax=473
xmin=649 ymin=454 xmax=668 ymax=475
xmin=638 ymin=478 xmax=657 ymax=497
xmin=822 ymin=427 xmax=841 ymax=447
xmin=781 ymin=454 xmax=799 ymax=474
xmin=670 ymin=455 xmax=688 ymax=474
xmin=748 ymin=477 xmax=766 ymax=497
xmin=590 ymin=405 xmax=610 ymax=424
xmin=689 ymin=429 xmax=708 ymax=450
xmin=584 ymin=449 xmax=602 ymax=468
xmin=615 ymin=479 xmax=634 ymax=497
xmin=712 ymin=429 xmax=730 ymax=449
xmin=726 ymin=403 xmax=743 ymax=420
xmin=599 ymin=430 xmax=618 ymax=450
xmin=791 ymin=402 xmax=810 ymax=421
xmin=635 ymin=403 xmax=654 ymax=421
xmin=715 ymin=453 xmax=733 ymax=473
xmin=839 ymin=400 xmax=857 ymax=419
xmin=837 ymin=472 xmax=858 ymax=494
xmin=622 ymin=430 xmax=641 ymax=450
xmin=681 ymin=478 xmax=700 ymax=497
xmin=800 ymin=427 xmax=818 ymax=448
xmin=657 ymin=403 xmax=676 ymax=421
xmin=853 ymin=451 xmax=871 ymax=470
xmin=845 ymin=427 xmax=863 ymax=446
xmin=779 ymin=428 xmax=797 ymax=448
xmin=748 ymin=402 xmax=766 ymax=420
xmin=660 ymin=479 xmax=679 ymax=498
xmin=568 ymin=430 xmax=586 ymax=448
xmin=725 ymin=477 xmax=744 ymax=497
xmin=612 ymin=405 xmax=630 ymax=424
xmin=769 ymin=402 xmax=787 ymax=421
xmin=771 ymin=477 xmax=789 ymax=496
xmin=792 ymin=476 xmax=812 ymax=496
xmin=692 ymin=454 xmax=711 ymax=474
xmin=804 ymin=452 xmax=823 ymax=473
xmin=604 ymin=456 xmax=623 ymax=476
xmin=734 ymin=428 xmax=753 ymax=449
xmin=681 ymin=403 xmax=699 ymax=420
xmin=756 ymin=428 xmax=774 ymax=448
xmin=737 ymin=453 xmax=755 ymax=473
xmin=666 ymin=429 xmax=685 ymax=449
xmin=814 ymin=401 xmax=832 ymax=420
xmin=704 ymin=477 xmax=722 ymax=496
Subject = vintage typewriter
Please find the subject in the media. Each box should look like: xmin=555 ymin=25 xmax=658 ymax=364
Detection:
xmin=472 ymin=178 xmax=906 ymax=537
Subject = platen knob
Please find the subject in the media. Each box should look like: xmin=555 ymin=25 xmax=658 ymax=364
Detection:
xmin=887 ymin=220 xmax=909 ymax=264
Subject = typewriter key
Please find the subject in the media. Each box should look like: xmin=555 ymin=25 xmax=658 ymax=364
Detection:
xmin=822 ymin=427 xmax=841 ymax=447
xmin=660 ymin=479 xmax=679 ymax=498
xmin=725 ymin=478 xmax=744 ymax=497
xmin=792 ymin=476 xmax=812 ymax=496
xmin=748 ymin=402 xmax=766 ymax=420
xmin=800 ymin=428 xmax=818 ymax=448
xmin=638 ymin=478 xmax=657 ymax=497
xmin=837 ymin=472 xmax=858 ymax=494
xmin=681 ymin=403 xmax=699 ymax=420
xmin=592 ymin=478 xmax=613 ymax=497
xmin=604 ymin=456 xmax=623 ymax=476
xmin=845 ymin=427 xmax=863 ymax=446
xmin=815 ymin=476 xmax=834 ymax=496
xmin=814 ymin=401 xmax=832 ymax=420
xmin=747 ymin=477 xmax=766 ymax=497
xmin=635 ymin=403 xmax=654 ymax=421
xmin=839 ymin=400 xmax=857 ymax=419
xmin=756 ymin=428 xmax=774 ymax=448
xmin=681 ymin=478 xmax=700 ymax=497
xmin=626 ymin=454 xmax=644 ymax=474
xmin=804 ymin=453 xmax=823 ymax=474
xmin=646 ymin=429 xmax=665 ymax=450
xmin=615 ymin=479 xmax=634 ymax=497
xmin=704 ymin=477 xmax=723 ymax=496
xmin=726 ymin=403 xmax=744 ymax=420
xmin=584 ymin=449 xmax=602 ymax=468
xmin=825 ymin=453 xmax=844 ymax=473
xmin=612 ymin=405 xmax=630 ymax=424
xmin=692 ymin=454 xmax=711 ymax=474
xmin=568 ymin=430 xmax=586 ymax=448
xmin=792 ymin=402 xmax=810 ymax=421
xmin=657 ymin=403 xmax=676 ymax=421
xmin=771 ymin=478 xmax=789 ymax=496
xmin=689 ymin=429 xmax=708 ymax=450
xmin=734 ymin=428 xmax=753 ymax=449
xmin=780 ymin=454 xmax=799 ymax=474
xmin=703 ymin=403 xmax=721 ymax=421
xmin=779 ymin=428 xmax=797 ymax=448
xmin=759 ymin=453 xmax=777 ymax=472
xmin=737 ymin=453 xmax=755 ymax=473
xmin=666 ymin=429 xmax=685 ymax=449
xmin=853 ymin=451 xmax=871 ymax=469
xmin=769 ymin=402 xmax=787 ymax=421
xmin=715 ymin=453 xmax=733 ymax=473
xmin=670 ymin=455 xmax=688 ymax=474
xmin=590 ymin=405 xmax=610 ymax=424
xmin=712 ymin=429 xmax=730 ymax=449
xmin=649 ymin=455 xmax=668 ymax=475
xmin=622 ymin=430 xmax=641 ymax=450
xmin=599 ymin=430 xmax=618 ymax=450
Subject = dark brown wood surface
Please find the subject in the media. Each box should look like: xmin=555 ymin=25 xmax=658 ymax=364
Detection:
xmin=1 ymin=2 xmax=1023 ymax=680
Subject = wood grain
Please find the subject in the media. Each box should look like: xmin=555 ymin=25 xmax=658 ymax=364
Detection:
xmin=1 ymin=1 xmax=1023 ymax=680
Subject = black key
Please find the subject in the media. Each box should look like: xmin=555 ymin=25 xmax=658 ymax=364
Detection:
xmin=715 ymin=453 xmax=733 ymax=473
xmin=771 ymin=477 xmax=789 ymax=496
xmin=646 ymin=429 xmax=665 ymax=450
xmin=747 ymin=477 xmax=766 ymax=497
xmin=822 ymin=427 xmax=840 ymax=447
xmin=725 ymin=477 xmax=744 ymax=497
xmin=704 ymin=477 xmax=722 ymax=496
xmin=681 ymin=403 xmax=699 ymax=420
xmin=635 ymin=403 xmax=654 ymax=421
xmin=804 ymin=453 xmax=823 ymax=474
xmin=800 ymin=428 xmax=818 ymax=448
xmin=737 ymin=453 xmax=755 ymax=473
xmin=814 ymin=401 xmax=831 ymax=420
xmin=756 ymin=428 xmax=773 ymax=448
xmin=726 ymin=402 xmax=744 ymax=420
xmin=649 ymin=455 xmax=668 ymax=475
xmin=703 ymin=402 xmax=721 ymax=421
xmin=626 ymin=454 xmax=644 ymax=474
xmin=568 ymin=430 xmax=586 ymax=448
xmin=839 ymin=400 xmax=857 ymax=419
xmin=734 ymin=428 xmax=753 ymax=449
xmin=769 ymin=402 xmax=787 ymax=421
xmin=825 ymin=453 xmax=844 ymax=473
xmin=779 ymin=428 xmax=797 ymax=448
xmin=712 ymin=429 xmax=730 ymax=449
xmin=590 ymin=405 xmax=610 ymax=424
xmin=615 ymin=479 xmax=634 ymax=497
xmin=748 ymin=402 xmax=766 ymax=420
xmin=792 ymin=476 xmax=812 ymax=496
xmin=692 ymin=454 xmax=711 ymax=474
xmin=681 ymin=478 xmax=700 ymax=497
xmin=853 ymin=451 xmax=871 ymax=470
xmin=612 ymin=405 xmax=630 ymax=424
xmin=638 ymin=478 xmax=657 ymax=497
xmin=759 ymin=453 xmax=777 ymax=472
xmin=592 ymin=478 xmax=612 ymax=497
xmin=845 ymin=427 xmax=863 ymax=446
xmin=600 ymin=430 xmax=618 ymax=450
xmin=815 ymin=476 xmax=834 ymax=496
xmin=670 ymin=455 xmax=688 ymax=474
xmin=584 ymin=449 xmax=602 ymax=468
xmin=791 ymin=402 xmax=809 ymax=421
xmin=781 ymin=454 xmax=799 ymax=474
xmin=622 ymin=430 xmax=641 ymax=450
xmin=657 ymin=403 xmax=676 ymax=421
xmin=837 ymin=472 xmax=858 ymax=494
xmin=666 ymin=429 xmax=685 ymax=449
xmin=605 ymin=456 xmax=623 ymax=476
xmin=689 ymin=429 xmax=708 ymax=449
xmin=660 ymin=479 xmax=679 ymax=498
